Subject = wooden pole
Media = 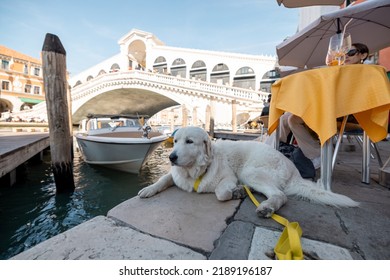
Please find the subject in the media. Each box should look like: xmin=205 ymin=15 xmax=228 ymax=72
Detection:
xmin=42 ymin=33 xmax=75 ymax=193
xmin=192 ymin=107 xmax=198 ymax=127
xmin=209 ymin=99 xmax=215 ymax=138
xmin=231 ymin=99 xmax=237 ymax=132
xmin=205 ymin=105 xmax=210 ymax=133
xmin=181 ymin=104 xmax=188 ymax=127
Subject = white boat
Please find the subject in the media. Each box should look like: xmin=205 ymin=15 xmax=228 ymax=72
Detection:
xmin=75 ymin=114 xmax=168 ymax=173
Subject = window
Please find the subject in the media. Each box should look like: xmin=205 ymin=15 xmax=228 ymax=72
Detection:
xmin=210 ymin=63 xmax=230 ymax=85
xmin=74 ymin=81 xmax=82 ymax=87
xmin=212 ymin=63 xmax=229 ymax=72
xmin=110 ymin=63 xmax=120 ymax=72
xmin=25 ymin=84 xmax=32 ymax=93
xmin=34 ymin=67 xmax=40 ymax=76
xmin=2 ymin=81 xmax=10 ymax=90
xmin=171 ymin=58 xmax=186 ymax=78
xmin=24 ymin=64 xmax=29 ymax=74
xmin=172 ymin=58 xmax=185 ymax=66
xmin=236 ymin=67 xmax=254 ymax=75
xmin=153 ymin=56 xmax=167 ymax=74
xmin=233 ymin=67 xmax=256 ymax=89
xmin=192 ymin=60 xmax=206 ymax=69
xmin=1 ymin=60 xmax=10 ymax=70
xmin=33 ymin=86 xmax=40 ymax=95
xmin=154 ymin=56 xmax=166 ymax=64
xmin=190 ymin=60 xmax=207 ymax=81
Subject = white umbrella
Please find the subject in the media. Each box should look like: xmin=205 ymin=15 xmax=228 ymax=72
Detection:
xmin=277 ymin=0 xmax=345 ymax=8
xmin=277 ymin=0 xmax=390 ymax=68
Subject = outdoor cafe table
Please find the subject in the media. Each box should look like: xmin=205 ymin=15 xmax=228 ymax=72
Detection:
xmin=268 ymin=64 xmax=390 ymax=191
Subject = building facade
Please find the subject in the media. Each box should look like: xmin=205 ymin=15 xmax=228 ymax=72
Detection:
xmin=0 ymin=45 xmax=45 ymax=119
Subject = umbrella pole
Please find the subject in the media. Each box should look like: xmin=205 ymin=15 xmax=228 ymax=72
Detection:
xmin=337 ymin=18 xmax=341 ymax=33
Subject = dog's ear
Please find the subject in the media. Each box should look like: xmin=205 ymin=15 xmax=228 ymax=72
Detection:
xmin=204 ymin=136 xmax=212 ymax=158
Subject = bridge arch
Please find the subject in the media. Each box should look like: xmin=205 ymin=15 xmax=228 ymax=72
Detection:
xmin=153 ymin=56 xmax=167 ymax=74
xmin=128 ymin=40 xmax=146 ymax=68
xmin=210 ymin=63 xmax=230 ymax=85
xmin=0 ymin=98 xmax=14 ymax=113
xmin=233 ymin=66 xmax=256 ymax=90
xmin=171 ymin=58 xmax=186 ymax=78
xmin=110 ymin=63 xmax=120 ymax=72
xmin=190 ymin=60 xmax=207 ymax=81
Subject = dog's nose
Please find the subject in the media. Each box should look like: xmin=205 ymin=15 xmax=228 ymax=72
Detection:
xmin=169 ymin=152 xmax=178 ymax=163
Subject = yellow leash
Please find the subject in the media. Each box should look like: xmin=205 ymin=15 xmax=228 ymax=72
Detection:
xmin=243 ymin=185 xmax=304 ymax=260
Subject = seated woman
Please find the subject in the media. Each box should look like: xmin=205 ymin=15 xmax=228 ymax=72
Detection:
xmin=266 ymin=43 xmax=370 ymax=169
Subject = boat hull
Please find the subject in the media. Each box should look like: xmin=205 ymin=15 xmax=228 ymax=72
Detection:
xmin=75 ymin=132 xmax=167 ymax=174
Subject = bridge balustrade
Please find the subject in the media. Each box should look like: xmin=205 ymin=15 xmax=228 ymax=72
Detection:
xmin=13 ymin=70 xmax=269 ymax=123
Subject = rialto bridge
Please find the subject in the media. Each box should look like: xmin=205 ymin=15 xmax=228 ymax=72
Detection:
xmin=13 ymin=29 xmax=276 ymax=129
xmin=26 ymin=69 xmax=268 ymax=129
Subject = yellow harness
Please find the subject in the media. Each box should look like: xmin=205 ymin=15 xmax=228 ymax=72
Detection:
xmin=193 ymin=173 xmax=204 ymax=192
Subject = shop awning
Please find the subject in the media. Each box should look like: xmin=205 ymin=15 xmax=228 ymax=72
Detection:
xmin=19 ymin=97 xmax=44 ymax=104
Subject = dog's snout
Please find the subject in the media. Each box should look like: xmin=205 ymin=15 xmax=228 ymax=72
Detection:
xmin=169 ymin=152 xmax=178 ymax=164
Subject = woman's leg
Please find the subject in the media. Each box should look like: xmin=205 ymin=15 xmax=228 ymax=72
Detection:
xmin=265 ymin=112 xmax=292 ymax=146
xmin=288 ymin=114 xmax=320 ymax=160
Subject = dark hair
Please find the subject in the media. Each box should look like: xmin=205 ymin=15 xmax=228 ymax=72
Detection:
xmin=352 ymin=43 xmax=369 ymax=61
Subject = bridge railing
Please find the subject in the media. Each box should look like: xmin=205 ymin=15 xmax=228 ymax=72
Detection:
xmin=71 ymin=70 xmax=269 ymax=103
xmin=14 ymin=70 xmax=269 ymax=121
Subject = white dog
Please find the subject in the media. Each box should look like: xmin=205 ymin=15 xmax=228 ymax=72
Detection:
xmin=138 ymin=126 xmax=359 ymax=218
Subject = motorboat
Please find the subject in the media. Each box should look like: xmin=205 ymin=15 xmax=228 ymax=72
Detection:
xmin=75 ymin=114 xmax=167 ymax=173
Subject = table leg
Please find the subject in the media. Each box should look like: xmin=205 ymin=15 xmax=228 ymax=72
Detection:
xmin=320 ymin=139 xmax=333 ymax=191
xmin=274 ymin=124 xmax=280 ymax=150
xmin=362 ymin=131 xmax=370 ymax=184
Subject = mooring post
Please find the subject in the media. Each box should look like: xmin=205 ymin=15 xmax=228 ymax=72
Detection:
xmin=209 ymin=99 xmax=215 ymax=138
xmin=231 ymin=99 xmax=237 ymax=133
xmin=42 ymin=33 xmax=75 ymax=193
xmin=182 ymin=104 xmax=188 ymax=127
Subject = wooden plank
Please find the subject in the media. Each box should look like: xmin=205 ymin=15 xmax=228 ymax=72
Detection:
xmin=0 ymin=133 xmax=50 ymax=177
xmin=213 ymin=131 xmax=260 ymax=141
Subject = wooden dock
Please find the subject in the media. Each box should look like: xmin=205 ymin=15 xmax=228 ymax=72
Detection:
xmin=0 ymin=132 xmax=50 ymax=186
xmin=213 ymin=130 xmax=261 ymax=141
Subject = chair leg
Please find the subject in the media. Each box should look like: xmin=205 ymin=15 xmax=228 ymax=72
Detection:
xmin=332 ymin=116 xmax=348 ymax=171
xmin=373 ymin=142 xmax=383 ymax=168
xmin=355 ymin=135 xmax=382 ymax=166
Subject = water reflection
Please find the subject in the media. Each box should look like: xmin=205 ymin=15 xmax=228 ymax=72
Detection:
xmin=0 ymin=145 xmax=172 ymax=259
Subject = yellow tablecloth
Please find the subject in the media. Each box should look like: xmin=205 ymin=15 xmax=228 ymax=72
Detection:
xmin=269 ymin=64 xmax=390 ymax=145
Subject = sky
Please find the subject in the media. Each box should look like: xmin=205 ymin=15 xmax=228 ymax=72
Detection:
xmin=0 ymin=0 xmax=299 ymax=77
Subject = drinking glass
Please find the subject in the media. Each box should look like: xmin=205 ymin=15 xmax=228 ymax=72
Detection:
xmin=325 ymin=33 xmax=351 ymax=66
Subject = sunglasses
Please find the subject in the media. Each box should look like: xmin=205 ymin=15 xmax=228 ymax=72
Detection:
xmin=346 ymin=49 xmax=359 ymax=56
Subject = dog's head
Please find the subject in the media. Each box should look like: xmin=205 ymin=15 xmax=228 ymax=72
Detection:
xmin=169 ymin=126 xmax=212 ymax=168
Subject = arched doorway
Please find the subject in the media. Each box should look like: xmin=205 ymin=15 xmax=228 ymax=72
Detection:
xmin=128 ymin=40 xmax=147 ymax=69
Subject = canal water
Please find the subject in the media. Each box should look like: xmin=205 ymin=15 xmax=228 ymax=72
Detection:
xmin=0 ymin=144 xmax=172 ymax=260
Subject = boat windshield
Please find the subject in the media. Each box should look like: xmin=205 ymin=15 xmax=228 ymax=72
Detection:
xmin=89 ymin=118 xmax=140 ymax=130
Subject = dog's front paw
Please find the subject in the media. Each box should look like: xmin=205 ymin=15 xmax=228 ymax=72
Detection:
xmin=138 ymin=186 xmax=157 ymax=198
xmin=256 ymin=205 xmax=275 ymax=218
xmin=232 ymin=186 xmax=247 ymax=199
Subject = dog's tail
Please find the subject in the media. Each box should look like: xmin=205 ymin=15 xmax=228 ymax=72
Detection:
xmin=285 ymin=176 xmax=359 ymax=208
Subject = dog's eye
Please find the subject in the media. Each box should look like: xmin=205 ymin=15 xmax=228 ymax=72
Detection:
xmin=186 ymin=139 xmax=193 ymax=144
xmin=174 ymin=139 xmax=177 ymax=143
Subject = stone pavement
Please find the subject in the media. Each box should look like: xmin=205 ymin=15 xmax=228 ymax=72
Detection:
xmin=11 ymin=138 xmax=390 ymax=260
